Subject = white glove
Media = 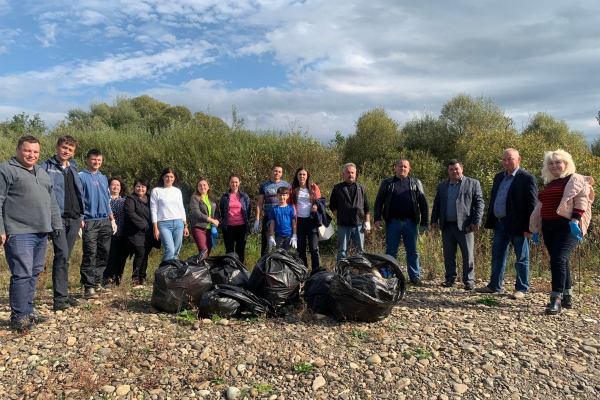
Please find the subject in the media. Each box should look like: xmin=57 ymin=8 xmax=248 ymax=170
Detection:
xmin=111 ymin=220 xmax=118 ymax=235
xmin=253 ymin=220 xmax=260 ymax=233
xmin=363 ymin=222 xmax=371 ymax=231
xmin=268 ymin=236 xmax=276 ymax=249
xmin=290 ymin=234 xmax=298 ymax=249
xmin=78 ymin=228 xmax=82 ymax=238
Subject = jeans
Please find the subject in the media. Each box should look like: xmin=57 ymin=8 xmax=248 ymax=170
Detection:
xmin=191 ymin=227 xmax=212 ymax=257
xmin=297 ymin=217 xmax=320 ymax=270
xmin=385 ymin=219 xmax=420 ymax=280
xmin=275 ymin=236 xmax=292 ymax=251
xmin=51 ymin=216 xmax=81 ymax=303
xmin=542 ymin=219 xmax=578 ymax=298
xmin=337 ymin=225 xmax=364 ymax=261
xmin=80 ymin=219 xmax=112 ymax=288
xmin=5 ymin=233 xmax=48 ymax=322
xmin=488 ymin=220 xmax=529 ymax=293
xmin=104 ymin=235 xmax=131 ymax=285
xmin=131 ymin=245 xmax=152 ymax=282
xmin=223 ymin=224 xmax=247 ymax=263
xmin=157 ymin=219 xmax=184 ymax=261
xmin=441 ymin=222 xmax=475 ymax=284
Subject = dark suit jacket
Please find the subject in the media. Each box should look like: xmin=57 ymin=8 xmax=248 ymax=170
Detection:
xmin=430 ymin=176 xmax=484 ymax=231
xmin=484 ymin=168 xmax=538 ymax=236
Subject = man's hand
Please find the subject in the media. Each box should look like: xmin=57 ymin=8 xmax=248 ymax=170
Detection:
xmin=363 ymin=221 xmax=371 ymax=233
xmin=523 ymin=232 xmax=532 ymax=238
xmin=430 ymin=223 xmax=439 ymax=230
xmin=0 ymin=234 xmax=5 ymax=246
xmin=470 ymin=224 xmax=479 ymax=232
xmin=52 ymin=229 xmax=62 ymax=239
xmin=374 ymin=221 xmax=383 ymax=230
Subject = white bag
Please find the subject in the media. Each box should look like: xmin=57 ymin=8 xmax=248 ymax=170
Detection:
xmin=318 ymin=223 xmax=335 ymax=241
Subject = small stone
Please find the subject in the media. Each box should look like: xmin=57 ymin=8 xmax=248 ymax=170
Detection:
xmin=314 ymin=314 xmax=327 ymax=320
xmin=314 ymin=358 xmax=326 ymax=367
xmin=418 ymin=358 xmax=430 ymax=366
xmin=246 ymin=355 xmax=257 ymax=364
xmin=199 ymin=390 xmax=210 ymax=396
xmin=439 ymin=395 xmax=449 ymax=400
xmin=453 ymin=383 xmax=468 ymax=394
xmin=366 ymin=354 xmax=381 ymax=364
xmin=349 ymin=362 xmax=359 ymax=369
xmin=582 ymin=346 xmax=598 ymax=354
xmin=482 ymin=364 xmax=496 ymax=374
xmin=396 ymin=378 xmax=411 ymax=389
xmin=217 ymin=319 xmax=229 ymax=326
xmin=98 ymin=348 xmax=111 ymax=356
xmin=236 ymin=364 xmax=246 ymax=373
xmin=67 ymin=337 xmax=76 ymax=346
xmin=325 ymin=371 xmax=339 ymax=380
xmin=227 ymin=386 xmax=240 ymax=400
xmin=570 ymin=363 xmax=588 ymax=373
xmin=312 ymin=376 xmax=326 ymax=391
xmin=202 ymin=319 xmax=212 ymax=324
xmin=138 ymin=326 xmax=145 ymax=332
xmin=537 ymin=368 xmax=550 ymax=376
xmin=101 ymin=385 xmax=116 ymax=394
xmin=115 ymin=385 xmax=130 ymax=396
xmin=35 ymin=366 xmax=48 ymax=373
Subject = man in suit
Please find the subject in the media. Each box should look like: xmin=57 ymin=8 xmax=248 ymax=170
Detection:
xmin=475 ymin=148 xmax=538 ymax=299
xmin=431 ymin=159 xmax=484 ymax=290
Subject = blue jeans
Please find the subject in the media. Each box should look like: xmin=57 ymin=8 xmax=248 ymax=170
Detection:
xmin=337 ymin=225 xmax=364 ymax=260
xmin=488 ymin=220 xmax=530 ymax=293
xmin=157 ymin=219 xmax=184 ymax=261
xmin=385 ymin=219 xmax=420 ymax=280
xmin=4 ymin=233 xmax=48 ymax=322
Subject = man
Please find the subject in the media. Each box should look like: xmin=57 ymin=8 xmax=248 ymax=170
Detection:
xmin=430 ymin=159 xmax=484 ymax=290
xmin=330 ymin=163 xmax=370 ymax=260
xmin=374 ymin=159 xmax=428 ymax=286
xmin=0 ymin=136 xmax=62 ymax=333
xmin=40 ymin=136 xmax=85 ymax=311
xmin=79 ymin=149 xmax=117 ymax=299
xmin=476 ymin=148 xmax=538 ymax=299
xmin=254 ymin=165 xmax=291 ymax=257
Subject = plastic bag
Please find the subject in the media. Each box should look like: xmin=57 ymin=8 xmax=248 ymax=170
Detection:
xmin=201 ymin=252 xmax=251 ymax=288
xmin=304 ymin=267 xmax=335 ymax=315
xmin=247 ymin=249 xmax=309 ymax=310
xmin=328 ymin=253 xmax=405 ymax=322
xmin=197 ymin=284 xmax=280 ymax=318
xmin=151 ymin=253 xmax=213 ymax=313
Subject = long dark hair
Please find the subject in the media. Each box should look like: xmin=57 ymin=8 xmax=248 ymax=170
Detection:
xmin=291 ymin=166 xmax=316 ymax=204
xmin=156 ymin=168 xmax=180 ymax=188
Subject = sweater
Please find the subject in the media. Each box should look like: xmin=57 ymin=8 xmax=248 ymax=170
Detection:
xmin=79 ymin=169 xmax=112 ymax=221
xmin=150 ymin=186 xmax=187 ymax=223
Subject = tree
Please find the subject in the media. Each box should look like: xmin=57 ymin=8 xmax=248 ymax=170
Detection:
xmin=67 ymin=108 xmax=91 ymax=123
xmin=523 ymin=112 xmax=588 ymax=154
xmin=440 ymin=93 xmax=513 ymax=138
xmin=194 ymin=111 xmax=229 ymax=132
xmin=1 ymin=112 xmax=47 ymax=136
xmin=402 ymin=113 xmax=454 ymax=162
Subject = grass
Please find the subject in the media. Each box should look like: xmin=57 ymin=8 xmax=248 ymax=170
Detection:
xmin=293 ymin=362 xmax=314 ymax=374
xmin=175 ymin=310 xmax=197 ymax=325
xmin=476 ymin=296 xmax=500 ymax=307
xmin=403 ymin=344 xmax=432 ymax=359
xmin=210 ymin=313 xmax=223 ymax=322
xmin=210 ymin=376 xmax=227 ymax=385
xmin=351 ymin=329 xmax=369 ymax=339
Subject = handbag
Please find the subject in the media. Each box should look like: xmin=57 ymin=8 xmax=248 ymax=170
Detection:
xmin=318 ymin=223 xmax=334 ymax=241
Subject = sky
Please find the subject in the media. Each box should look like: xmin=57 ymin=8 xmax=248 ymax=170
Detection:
xmin=1 ymin=0 xmax=599 ymax=142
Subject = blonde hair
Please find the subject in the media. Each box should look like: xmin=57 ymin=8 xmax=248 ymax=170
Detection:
xmin=541 ymin=149 xmax=576 ymax=183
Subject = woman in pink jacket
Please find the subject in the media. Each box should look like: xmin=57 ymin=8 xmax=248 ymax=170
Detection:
xmin=529 ymin=150 xmax=594 ymax=315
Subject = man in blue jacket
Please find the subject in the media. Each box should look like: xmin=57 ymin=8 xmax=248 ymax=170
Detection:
xmin=79 ymin=149 xmax=117 ymax=299
xmin=40 ymin=135 xmax=85 ymax=311
xmin=0 ymin=136 xmax=62 ymax=333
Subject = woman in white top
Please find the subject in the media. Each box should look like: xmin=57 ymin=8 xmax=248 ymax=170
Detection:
xmin=150 ymin=168 xmax=189 ymax=260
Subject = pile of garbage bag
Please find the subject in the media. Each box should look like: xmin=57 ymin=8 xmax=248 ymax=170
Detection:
xmin=201 ymin=252 xmax=250 ymax=288
xmin=303 ymin=267 xmax=335 ymax=315
xmin=197 ymin=284 xmax=280 ymax=318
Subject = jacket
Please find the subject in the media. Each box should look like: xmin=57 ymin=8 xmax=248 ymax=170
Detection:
xmin=0 ymin=157 xmax=62 ymax=235
xmin=311 ymin=197 xmax=332 ymax=229
xmin=529 ymin=174 xmax=595 ymax=235
xmin=220 ymin=190 xmax=252 ymax=232
xmin=287 ymin=183 xmax=322 ymax=221
xmin=39 ymin=156 xmax=85 ymax=218
xmin=373 ymin=175 xmax=429 ymax=226
xmin=484 ymin=168 xmax=538 ymax=235
xmin=122 ymin=194 xmax=156 ymax=248
xmin=79 ymin=169 xmax=112 ymax=221
xmin=329 ymin=181 xmax=369 ymax=226
xmin=430 ymin=176 xmax=484 ymax=231
xmin=190 ymin=194 xmax=221 ymax=230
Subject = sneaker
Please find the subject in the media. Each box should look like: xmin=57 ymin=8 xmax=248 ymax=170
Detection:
xmin=440 ymin=280 xmax=455 ymax=288
xmin=84 ymin=287 xmax=98 ymax=299
xmin=10 ymin=319 xmax=36 ymax=334
xmin=67 ymin=297 xmax=80 ymax=307
xmin=511 ymin=291 xmax=526 ymax=300
xmin=474 ymin=286 xmax=496 ymax=294
xmin=28 ymin=312 xmax=48 ymax=323
xmin=53 ymin=301 xmax=70 ymax=312
xmin=464 ymin=283 xmax=474 ymax=291
xmin=410 ymin=278 xmax=424 ymax=287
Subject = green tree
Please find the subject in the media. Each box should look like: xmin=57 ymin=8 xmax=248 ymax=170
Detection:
xmin=440 ymin=93 xmax=513 ymax=138
xmin=402 ymin=113 xmax=453 ymax=162
xmin=522 ymin=112 xmax=588 ymax=154
xmin=194 ymin=111 xmax=230 ymax=132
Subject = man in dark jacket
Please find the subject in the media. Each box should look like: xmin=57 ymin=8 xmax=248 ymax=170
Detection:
xmin=39 ymin=135 xmax=84 ymax=311
xmin=431 ymin=159 xmax=484 ymax=290
xmin=476 ymin=148 xmax=538 ymax=299
xmin=330 ymin=163 xmax=370 ymax=260
xmin=374 ymin=159 xmax=429 ymax=286
xmin=0 ymin=136 xmax=62 ymax=333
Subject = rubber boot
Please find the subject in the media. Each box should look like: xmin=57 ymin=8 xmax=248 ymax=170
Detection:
xmin=562 ymin=294 xmax=572 ymax=309
xmin=545 ymin=297 xmax=562 ymax=315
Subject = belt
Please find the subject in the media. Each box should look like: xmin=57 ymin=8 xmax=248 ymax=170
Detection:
xmin=496 ymin=217 xmax=506 ymax=222
xmin=390 ymin=217 xmax=412 ymax=221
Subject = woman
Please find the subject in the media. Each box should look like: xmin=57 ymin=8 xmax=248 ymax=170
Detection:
xmin=530 ymin=150 xmax=594 ymax=315
xmin=288 ymin=167 xmax=322 ymax=271
xmin=220 ymin=174 xmax=251 ymax=263
xmin=103 ymin=177 xmax=129 ymax=286
xmin=151 ymin=168 xmax=189 ymax=261
xmin=123 ymin=179 xmax=156 ymax=285
xmin=190 ymin=178 xmax=220 ymax=257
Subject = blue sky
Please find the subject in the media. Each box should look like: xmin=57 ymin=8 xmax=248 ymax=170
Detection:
xmin=1 ymin=0 xmax=599 ymax=141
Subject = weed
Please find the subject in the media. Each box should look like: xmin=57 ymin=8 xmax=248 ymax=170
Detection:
xmin=256 ymin=384 xmax=273 ymax=393
xmin=246 ymin=317 xmax=262 ymax=323
xmin=133 ymin=288 xmax=152 ymax=298
xmin=583 ymin=306 xmax=589 ymax=313
xmin=211 ymin=313 xmax=222 ymax=323
xmin=347 ymin=341 xmax=359 ymax=347
xmin=414 ymin=347 xmax=432 ymax=359
xmin=210 ymin=376 xmax=227 ymax=384
xmin=390 ymin=324 xmax=398 ymax=332
xmin=142 ymin=345 xmax=152 ymax=353
xmin=239 ymin=389 xmax=248 ymax=398
xmin=176 ymin=310 xmax=197 ymax=325
xmin=294 ymin=361 xmax=314 ymax=374
xmin=82 ymin=303 xmax=92 ymax=310
xmin=351 ymin=329 xmax=369 ymax=339
xmin=100 ymin=393 xmax=111 ymax=400
xmin=476 ymin=296 xmax=500 ymax=306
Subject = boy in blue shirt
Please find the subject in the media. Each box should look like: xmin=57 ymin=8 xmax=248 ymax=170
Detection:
xmin=268 ymin=187 xmax=297 ymax=251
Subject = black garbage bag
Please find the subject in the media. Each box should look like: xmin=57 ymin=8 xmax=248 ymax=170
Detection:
xmin=304 ymin=267 xmax=335 ymax=315
xmin=328 ymin=253 xmax=405 ymax=322
xmin=247 ymin=249 xmax=309 ymax=310
xmin=201 ymin=252 xmax=251 ymax=288
xmin=151 ymin=253 xmax=213 ymax=313
xmin=197 ymin=284 xmax=280 ymax=318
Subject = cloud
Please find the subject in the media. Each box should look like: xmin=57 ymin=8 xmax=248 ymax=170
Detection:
xmin=36 ymin=22 xmax=57 ymax=47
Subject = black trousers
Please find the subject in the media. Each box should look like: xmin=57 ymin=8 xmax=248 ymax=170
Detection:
xmin=51 ymin=216 xmax=81 ymax=303
xmin=103 ymin=235 xmax=131 ymax=285
xmin=132 ymin=245 xmax=152 ymax=281
xmin=80 ymin=219 xmax=112 ymax=288
xmin=296 ymin=217 xmax=320 ymax=270
xmin=260 ymin=216 xmax=271 ymax=257
xmin=223 ymin=224 xmax=247 ymax=264
xmin=542 ymin=219 xmax=578 ymax=298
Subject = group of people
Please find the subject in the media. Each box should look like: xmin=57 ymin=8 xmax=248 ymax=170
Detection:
xmin=0 ymin=134 xmax=594 ymax=334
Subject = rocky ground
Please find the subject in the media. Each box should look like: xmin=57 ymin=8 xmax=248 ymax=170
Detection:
xmin=0 ymin=277 xmax=599 ymax=400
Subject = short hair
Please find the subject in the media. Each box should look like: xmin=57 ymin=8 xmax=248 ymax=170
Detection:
xmin=541 ymin=149 xmax=576 ymax=184
xmin=157 ymin=167 xmax=180 ymax=188
xmin=108 ymin=177 xmax=127 ymax=197
xmin=396 ymin=158 xmax=410 ymax=166
xmin=447 ymin=159 xmax=463 ymax=168
xmin=343 ymin=163 xmax=356 ymax=173
xmin=277 ymin=186 xmax=289 ymax=195
xmin=57 ymin=135 xmax=78 ymax=149
xmin=133 ymin=178 xmax=149 ymax=190
xmin=86 ymin=149 xmax=102 ymax=158
xmin=271 ymin=164 xmax=283 ymax=171
xmin=228 ymin=173 xmax=242 ymax=182
xmin=17 ymin=135 xmax=40 ymax=148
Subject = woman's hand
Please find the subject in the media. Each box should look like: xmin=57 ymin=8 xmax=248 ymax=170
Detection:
xmin=311 ymin=204 xmax=317 ymax=213
xmin=210 ymin=219 xmax=220 ymax=227
xmin=153 ymin=227 xmax=160 ymax=240
xmin=184 ymin=226 xmax=190 ymax=237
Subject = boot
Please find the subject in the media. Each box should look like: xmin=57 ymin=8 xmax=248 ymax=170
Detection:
xmin=562 ymin=294 xmax=572 ymax=309
xmin=545 ymin=297 xmax=562 ymax=315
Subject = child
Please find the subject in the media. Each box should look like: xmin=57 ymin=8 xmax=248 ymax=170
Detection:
xmin=268 ymin=187 xmax=297 ymax=251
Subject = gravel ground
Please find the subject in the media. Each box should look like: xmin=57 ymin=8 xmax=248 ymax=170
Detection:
xmin=0 ymin=277 xmax=599 ymax=400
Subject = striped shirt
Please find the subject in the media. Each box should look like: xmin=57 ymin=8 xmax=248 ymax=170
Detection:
xmin=538 ymin=175 xmax=583 ymax=221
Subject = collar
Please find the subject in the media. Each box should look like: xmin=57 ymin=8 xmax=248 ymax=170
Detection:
xmin=449 ymin=176 xmax=463 ymax=185
xmin=53 ymin=156 xmax=71 ymax=169
xmin=9 ymin=157 xmax=37 ymax=171
xmin=505 ymin=166 xmax=520 ymax=178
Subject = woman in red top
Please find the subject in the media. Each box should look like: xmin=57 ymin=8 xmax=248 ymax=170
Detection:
xmin=288 ymin=167 xmax=322 ymax=272
xmin=220 ymin=174 xmax=252 ymax=263
xmin=529 ymin=150 xmax=594 ymax=315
